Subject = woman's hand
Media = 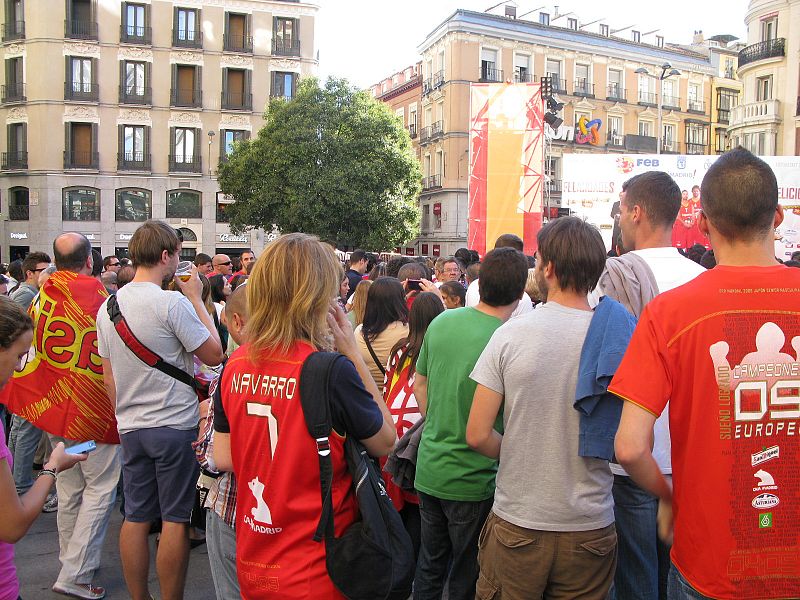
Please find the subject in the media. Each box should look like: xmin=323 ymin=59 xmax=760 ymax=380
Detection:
xmin=419 ymin=278 xmax=442 ymax=300
xmin=327 ymin=300 xmax=358 ymax=358
xmin=45 ymin=442 xmax=88 ymax=473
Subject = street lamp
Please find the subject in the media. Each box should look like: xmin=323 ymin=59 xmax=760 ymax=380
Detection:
xmin=635 ymin=63 xmax=681 ymax=154
xmin=207 ymin=130 xmax=215 ymax=175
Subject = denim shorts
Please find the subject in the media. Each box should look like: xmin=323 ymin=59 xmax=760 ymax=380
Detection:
xmin=120 ymin=427 xmax=199 ymax=523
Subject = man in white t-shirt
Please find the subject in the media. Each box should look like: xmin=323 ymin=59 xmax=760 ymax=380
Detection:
xmin=598 ymin=171 xmax=705 ymax=600
xmin=466 ymin=234 xmax=534 ymax=318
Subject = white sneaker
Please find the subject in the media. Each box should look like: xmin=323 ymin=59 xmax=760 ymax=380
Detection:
xmin=42 ymin=493 xmax=58 ymax=513
xmin=52 ymin=582 xmax=106 ymax=599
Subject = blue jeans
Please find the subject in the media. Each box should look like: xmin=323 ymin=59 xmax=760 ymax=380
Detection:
xmin=611 ymin=475 xmax=671 ymax=600
xmin=206 ymin=509 xmax=240 ymax=600
xmin=667 ymin=564 xmax=712 ymax=599
xmin=414 ymin=491 xmax=493 ymax=600
xmin=8 ymin=415 xmax=43 ymax=494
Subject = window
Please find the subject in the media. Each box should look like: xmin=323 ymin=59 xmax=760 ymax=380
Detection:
xmin=115 ymin=188 xmax=151 ymax=221
xmin=273 ymin=17 xmax=299 ymax=56
xmin=4 ymin=122 xmax=26 ymax=168
xmin=545 ymin=59 xmax=561 ymax=80
xmin=169 ymin=127 xmax=200 ymax=172
xmin=539 ymin=12 xmax=549 ymax=25
xmin=662 ymin=123 xmax=676 ymax=151
xmin=607 ymin=115 xmax=623 ymax=145
xmin=638 ymin=74 xmax=655 ymax=103
xmin=433 ymin=203 xmax=441 ymax=229
xmin=166 ymin=190 xmax=202 ymax=219
xmin=685 ymin=123 xmax=708 ymax=154
xmin=64 ymin=122 xmax=97 ymax=168
xmin=632 ymin=30 xmax=641 ymax=43
xmin=122 ymin=2 xmax=149 ymax=43
xmin=171 ymin=64 xmax=201 ymax=107
xmin=600 ymin=23 xmax=609 ymax=37
xmin=638 ymin=120 xmax=653 ymax=137
xmin=216 ymin=192 xmax=233 ymax=223
xmin=575 ymin=63 xmax=591 ymax=95
xmin=608 ymin=68 xmax=623 ymax=99
xmin=757 ymin=76 xmax=772 ymax=101
xmin=761 ymin=17 xmax=777 ymax=42
xmin=656 ymin=35 xmax=664 ymax=47
xmin=65 ymin=0 xmax=97 ymax=40
xmin=724 ymin=58 xmax=735 ymax=78
xmin=422 ymin=204 xmax=430 ymax=231
xmin=8 ymin=186 xmax=28 ymax=220
xmin=717 ymin=89 xmax=738 ymax=123
xmin=270 ymin=71 xmax=296 ymax=99
xmin=224 ymin=12 xmax=252 ymax=52
xmin=222 ymin=68 xmax=252 ymax=110
xmin=575 ymin=111 xmax=590 ymax=129
xmin=120 ymin=60 xmax=150 ymax=104
xmin=424 ymin=154 xmax=431 ymax=178
xmin=662 ymin=79 xmax=678 ymax=108
xmin=714 ymin=128 xmax=728 ymax=154
xmin=688 ymin=84 xmax=702 ymax=112
xmin=436 ymin=150 xmax=444 ymax=177
xmin=567 ymin=17 xmax=577 ymax=30
xmin=480 ymin=48 xmax=499 ymax=81
xmin=63 ymin=187 xmax=100 ymax=221
xmin=118 ymin=124 xmax=149 ymax=170
xmin=66 ymin=56 xmax=97 ymax=101
xmin=3 ymin=56 xmax=24 ymax=102
xmin=174 ymin=7 xmax=201 ymax=47
xmin=514 ymin=54 xmax=531 ymax=83
xmin=221 ymin=129 xmax=248 ymax=161
xmin=3 ymin=0 xmax=25 ymax=41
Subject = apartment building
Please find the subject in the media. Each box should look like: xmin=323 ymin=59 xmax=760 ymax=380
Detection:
xmin=0 ymin=0 xmax=318 ymax=262
xmin=727 ymin=0 xmax=800 ymax=155
xmin=410 ymin=8 xmax=724 ymax=255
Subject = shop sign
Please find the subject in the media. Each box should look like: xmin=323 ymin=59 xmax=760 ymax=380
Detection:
xmin=10 ymin=232 xmax=27 ymax=240
xmin=219 ymin=233 xmax=248 ymax=243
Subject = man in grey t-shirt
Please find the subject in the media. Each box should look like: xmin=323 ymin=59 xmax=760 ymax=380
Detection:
xmin=96 ymin=220 xmax=223 ymax=600
xmin=467 ymin=217 xmax=616 ymax=599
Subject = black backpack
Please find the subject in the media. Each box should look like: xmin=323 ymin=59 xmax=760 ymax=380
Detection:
xmin=299 ymin=351 xmax=415 ymax=600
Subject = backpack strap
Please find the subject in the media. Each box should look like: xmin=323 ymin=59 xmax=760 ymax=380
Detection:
xmin=106 ymin=294 xmax=200 ymax=392
xmin=299 ymin=351 xmax=344 ymax=543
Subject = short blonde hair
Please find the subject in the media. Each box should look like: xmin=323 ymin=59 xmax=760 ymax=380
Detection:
xmin=247 ymin=233 xmax=339 ymax=356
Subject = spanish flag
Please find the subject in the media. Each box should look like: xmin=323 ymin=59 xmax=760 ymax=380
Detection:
xmin=3 ymin=271 xmax=119 ymax=444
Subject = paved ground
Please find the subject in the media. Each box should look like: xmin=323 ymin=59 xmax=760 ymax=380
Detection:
xmin=16 ymin=501 xmax=217 ymax=600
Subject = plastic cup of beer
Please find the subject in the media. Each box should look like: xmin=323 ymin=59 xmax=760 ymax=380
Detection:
xmin=176 ymin=261 xmax=193 ymax=282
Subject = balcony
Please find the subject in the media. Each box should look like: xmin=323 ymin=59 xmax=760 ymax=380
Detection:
xmin=685 ymin=142 xmax=706 ymax=155
xmin=430 ymin=120 xmax=443 ymax=140
xmin=422 ymin=175 xmax=442 ymax=191
xmin=117 ymin=152 xmax=151 ymax=171
xmin=662 ymin=95 xmax=681 ymax=110
xmin=65 ymin=82 xmax=99 ymax=102
xmin=606 ymin=85 xmax=627 ymax=102
xmin=661 ymin=139 xmax=680 ymax=154
xmin=687 ymin=99 xmax=705 ymax=114
xmin=606 ymin=132 xmax=624 ymax=147
xmin=119 ymin=85 xmax=152 ymax=105
xmin=65 ymin=20 xmax=97 ymax=40
xmin=422 ymin=78 xmax=432 ymax=96
xmin=625 ymin=134 xmax=657 ymax=152
xmin=120 ymin=24 xmax=152 ymax=45
xmin=573 ymin=80 xmax=594 ymax=98
xmin=272 ymin=38 xmax=300 ymax=57
xmin=1 ymin=151 xmax=27 ymax=170
xmin=224 ymin=33 xmax=253 ymax=53
xmin=514 ymin=71 xmax=533 ymax=83
xmin=2 ymin=20 xmax=24 ymax=41
xmin=221 ymin=91 xmax=253 ymax=111
xmin=8 ymin=204 xmax=28 ymax=220
xmin=717 ymin=108 xmax=731 ymax=124
xmin=408 ymin=124 xmax=417 ymax=139
xmin=169 ymin=155 xmax=202 ymax=173
xmin=479 ymin=66 xmax=504 ymax=83
xmin=638 ymin=91 xmax=657 ymax=106
xmin=64 ymin=151 xmax=99 ymax=169
xmin=545 ymin=179 xmax=562 ymax=193
xmin=548 ymin=77 xmax=567 ymax=94
xmin=420 ymin=126 xmax=431 ymax=144
xmin=738 ymin=38 xmax=785 ymax=68
xmin=432 ymin=69 xmax=445 ymax=90
xmin=730 ymin=99 xmax=781 ymax=128
xmin=170 ymin=88 xmax=202 ymax=108
xmin=1 ymin=83 xmax=25 ymax=103
xmin=173 ymin=29 xmax=202 ymax=49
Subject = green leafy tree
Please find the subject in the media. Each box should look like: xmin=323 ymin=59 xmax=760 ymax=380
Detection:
xmin=217 ymin=77 xmax=421 ymax=250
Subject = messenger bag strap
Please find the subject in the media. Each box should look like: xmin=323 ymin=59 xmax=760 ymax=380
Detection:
xmin=299 ymin=351 xmax=343 ymax=543
xmin=362 ymin=331 xmax=386 ymax=376
xmin=106 ymin=294 xmax=199 ymax=391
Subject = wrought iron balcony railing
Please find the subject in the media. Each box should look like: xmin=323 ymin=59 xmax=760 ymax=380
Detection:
xmin=738 ymin=38 xmax=785 ymax=68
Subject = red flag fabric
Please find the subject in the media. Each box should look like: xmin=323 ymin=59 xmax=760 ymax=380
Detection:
xmin=4 ymin=271 xmax=119 ymax=444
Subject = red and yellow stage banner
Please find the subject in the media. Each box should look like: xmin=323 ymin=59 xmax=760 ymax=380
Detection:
xmin=4 ymin=271 xmax=118 ymax=444
xmin=468 ymin=83 xmax=544 ymax=256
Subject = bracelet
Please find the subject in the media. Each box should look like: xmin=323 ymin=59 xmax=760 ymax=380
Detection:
xmin=37 ymin=468 xmax=57 ymax=480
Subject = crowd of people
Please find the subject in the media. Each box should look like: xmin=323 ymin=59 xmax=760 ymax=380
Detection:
xmin=0 ymin=146 xmax=797 ymax=600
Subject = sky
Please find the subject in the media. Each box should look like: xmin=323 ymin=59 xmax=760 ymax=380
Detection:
xmin=315 ymin=0 xmax=751 ymax=89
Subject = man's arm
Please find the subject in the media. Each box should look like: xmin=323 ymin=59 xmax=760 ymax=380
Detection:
xmin=212 ymin=432 xmax=233 ymax=472
xmin=101 ymin=358 xmax=116 ymax=405
xmin=614 ymin=402 xmax=671 ymax=500
xmin=415 ymin=374 xmax=428 ymax=416
xmin=466 ymin=384 xmax=504 ymax=459
xmin=175 ymin=267 xmax=224 ymax=366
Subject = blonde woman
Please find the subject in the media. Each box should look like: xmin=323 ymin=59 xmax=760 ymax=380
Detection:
xmin=346 ymin=279 xmax=372 ymax=330
xmin=212 ymin=233 xmax=395 ymax=599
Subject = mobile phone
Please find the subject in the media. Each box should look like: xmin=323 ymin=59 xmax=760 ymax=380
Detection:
xmin=407 ymin=279 xmax=422 ymax=291
xmin=66 ymin=440 xmax=97 ymax=455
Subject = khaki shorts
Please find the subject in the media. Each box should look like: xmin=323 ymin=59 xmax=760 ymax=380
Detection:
xmin=476 ymin=512 xmax=617 ymax=600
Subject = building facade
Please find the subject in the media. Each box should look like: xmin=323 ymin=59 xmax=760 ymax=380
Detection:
xmin=408 ymin=8 xmax=728 ymax=255
xmin=727 ymin=0 xmax=800 ymax=156
xmin=0 ymin=0 xmax=318 ymax=262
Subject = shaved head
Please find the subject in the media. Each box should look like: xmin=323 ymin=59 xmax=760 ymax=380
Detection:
xmin=53 ymin=232 xmax=91 ymax=273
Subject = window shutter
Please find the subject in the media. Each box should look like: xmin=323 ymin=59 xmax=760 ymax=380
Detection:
xmin=196 ymin=8 xmax=202 ymax=44
xmin=144 ymin=3 xmax=150 ymax=31
xmin=121 ymin=2 xmax=128 ymax=31
xmin=193 ymin=127 xmax=202 ymax=167
xmin=144 ymin=126 xmax=150 ymax=166
xmin=196 ymin=65 xmax=202 ymax=105
xmin=172 ymin=6 xmax=179 ymax=44
xmin=170 ymin=64 xmax=177 ymax=103
xmin=65 ymin=56 xmax=72 ymax=90
xmin=224 ymin=11 xmax=230 ymax=38
xmin=244 ymin=69 xmax=252 ymax=106
xmin=20 ymin=123 xmax=26 ymax=155
xmin=117 ymin=124 xmax=124 ymax=168
xmin=118 ymin=60 xmax=125 ymax=101
xmin=219 ymin=129 xmax=225 ymax=162
xmin=243 ymin=130 xmax=250 ymax=141
xmin=144 ymin=61 xmax=151 ymax=102
xmin=91 ymin=123 xmax=99 ymax=167
xmin=6 ymin=125 xmax=13 ymax=154
xmin=246 ymin=14 xmax=252 ymax=42
xmin=169 ymin=126 xmax=175 ymax=163
xmin=65 ymin=0 xmax=72 ymax=24
xmin=5 ymin=59 xmax=11 ymax=88
xmin=291 ymin=73 xmax=298 ymax=97
xmin=64 ymin=123 xmax=72 ymax=165
xmin=222 ymin=67 xmax=228 ymax=104
xmin=91 ymin=58 xmax=98 ymax=86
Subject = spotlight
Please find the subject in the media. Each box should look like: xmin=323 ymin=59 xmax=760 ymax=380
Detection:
xmin=540 ymin=76 xmax=552 ymax=99
xmin=546 ymin=97 xmax=565 ymax=112
xmin=544 ymin=112 xmax=563 ymax=130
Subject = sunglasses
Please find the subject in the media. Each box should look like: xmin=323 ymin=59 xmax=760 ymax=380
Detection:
xmin=30 ymin=267 xmax=48 ymax=273
xmin=108 ymin=262 xmax=120 ymax=267
xmin=216 ymin=261 xmax=232 ymax=267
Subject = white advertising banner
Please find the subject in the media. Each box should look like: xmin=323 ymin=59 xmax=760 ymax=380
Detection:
xmin=561 ymin=154 xmax=800 ymax=259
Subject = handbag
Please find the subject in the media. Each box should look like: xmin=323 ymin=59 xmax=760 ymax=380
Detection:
xmin=106 ymin=294 xmax=211 ymax=400
xmin=299 ymin=351 xmax=414 ymax=600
